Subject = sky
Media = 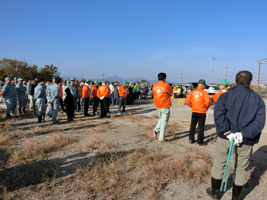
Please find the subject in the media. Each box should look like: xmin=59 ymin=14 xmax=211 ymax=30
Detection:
xmin=1 ymin=0 xmax=267 ymax=83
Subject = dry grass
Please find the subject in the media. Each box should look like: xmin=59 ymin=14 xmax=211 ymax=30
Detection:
xmin=83 ymin=139 xmax=118 ymax=153
xmin=7 ymin=134 xmax=74 ymax=165
xmin=58 ymin=147 xmax=212 ymax=199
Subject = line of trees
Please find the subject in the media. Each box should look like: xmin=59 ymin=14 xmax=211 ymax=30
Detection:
xmin=0 ymin=58 xmax=60 ymax=81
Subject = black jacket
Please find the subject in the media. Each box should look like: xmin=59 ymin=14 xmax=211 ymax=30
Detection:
xmin=214 ymin=85 xmax=266 ymax=146
xmin=29 ymin=83 xmax=36 ymax=96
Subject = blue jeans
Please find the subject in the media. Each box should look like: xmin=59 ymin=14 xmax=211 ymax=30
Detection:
xmin=109 ymin=94 xmax=114 ymax=106
xmin=114 ymin=94 xmax=119 ymax=105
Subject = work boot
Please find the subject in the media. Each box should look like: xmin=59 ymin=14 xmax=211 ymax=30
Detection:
xmin=42 ymin=114 xmax=46 ymax=122
xmin=232 ymin=184 xmax=244 ymax=200
xmin=206 ymin=177 xmax=222 ymax=200
xmin=5 ymin=114 xmax=11 ymax=119
xmin=38 ymin=115 xmax=42 ymax=123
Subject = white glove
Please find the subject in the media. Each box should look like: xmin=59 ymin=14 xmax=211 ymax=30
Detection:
xmin=99 ymin=96 xmax=104 ymax=100
xmin=227 ymin=132 xmax=243 ymax=146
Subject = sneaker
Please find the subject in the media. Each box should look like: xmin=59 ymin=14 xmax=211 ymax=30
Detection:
xmin=158 ymin=140 xmax=167 ymax=143
xmin=189 ymin=140 xmax=195 ymax=144
xmin=152 ymin=129 xmax=157 ymax=139
xmin=117 ymin=112 xmax=122 ymax=115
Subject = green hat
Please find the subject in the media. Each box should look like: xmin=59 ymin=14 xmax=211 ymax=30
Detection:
xmin=86 ymin=79 xmax=90 ymax=82
xmin=123 ymin=81 xmax=127 ymax=85
xmin=95 ymin=80 xmax=99 ymax=83
xmin=14 ymin=77 xmax=17 ymax=80
xmin=198 ymin=79 xmax=206 ymax=85
xmin=217 ymin=79 xmax=229 ymax=86
xmin=102 ymin=80 xmax=106 ymax=83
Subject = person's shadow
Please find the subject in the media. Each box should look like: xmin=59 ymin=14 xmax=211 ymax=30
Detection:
xmin=241 ymin=145 xmax=267 ymax=199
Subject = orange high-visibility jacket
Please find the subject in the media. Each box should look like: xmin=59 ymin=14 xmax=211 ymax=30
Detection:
xmin=78 ymin=85 xmax=83 ymax=96
xmin=82 ymin=83 xmax=90 ymax=98
xmin=118 ymin=86 xmax=129 ymax=97
xmin=152 ymin=81 xmax=173 ymax=109
xmin=186 ymin=87 xmax=211 ymax=113
xmin=97 ymin=85 xmax=110 ymax=98
xmin=58 ymin=84 xmax=63 ymax=98
xmin=212 ymin=88 xmax=228 ymax=103
xmin=91 ymin=85 xmax=98 ymax=97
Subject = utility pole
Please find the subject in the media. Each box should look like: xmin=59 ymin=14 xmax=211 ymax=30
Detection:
xmin=102 ymin=74 xmax=104 ymax=81
xmin=225 ymin=67 xmax=228 ymax=80
xmin=82 ymin=68 xmax=83 ymax=80
xmin=181 ymin=73 xmax=183 ymax=85
xmin=210 ymin=56 xmax=215 ymax=85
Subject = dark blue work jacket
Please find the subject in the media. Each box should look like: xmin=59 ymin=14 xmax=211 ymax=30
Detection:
xmin=214 ymin=85 xmax=266 ymax=146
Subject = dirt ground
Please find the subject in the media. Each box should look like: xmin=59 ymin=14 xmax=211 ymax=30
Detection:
xmin=0 ymin=97 xmax=266 ymax=200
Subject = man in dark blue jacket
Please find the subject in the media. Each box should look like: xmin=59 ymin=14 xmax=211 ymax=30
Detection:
xmin=206 ymin=71 xmax=266 ymax=200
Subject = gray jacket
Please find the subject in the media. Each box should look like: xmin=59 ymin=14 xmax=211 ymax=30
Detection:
xmin=16 ymin=83 xmax=27 ymax=95
xmin=46 ymin=83 xmax=60 ymax=102
xmin=2 ymin=83 xmax=16 ymax=97
xmin=67 ymin=84 xmax=78 ymax=98
xmin=34 ymin=84 xmax=46 ymax=99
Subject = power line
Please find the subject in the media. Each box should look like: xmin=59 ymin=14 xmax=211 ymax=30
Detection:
xmin=216 ymin=57 xmax=266 ymax=60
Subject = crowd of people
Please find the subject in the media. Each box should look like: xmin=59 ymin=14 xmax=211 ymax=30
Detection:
xmin=0 ymin=70 xmax=265 ymax=200
xmin=0 ymin=77 xmax=154 ymax=123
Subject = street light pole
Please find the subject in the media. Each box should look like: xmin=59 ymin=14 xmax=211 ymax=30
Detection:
xmin=225 ymin=67 xmax=228 ymax=80
xmin=210 ymin=56 xmax=215 ymax=85
xmin=181 ymin=73 xmax=183 ymax=85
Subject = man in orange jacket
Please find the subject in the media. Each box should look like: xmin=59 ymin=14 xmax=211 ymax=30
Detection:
xmin=91 ymin=80 xmax=99 ymax=115
xmin=117 ymin=81 xmax=129 ymax=115
xmin=82 ymin=79 xmax=91 ymax=116
xmin=186 ymin=79 xmax=211 ymax=145
xmin=212 ymin=79 xmax=229 ymax=104
xmin=97 ymin=80 xmax=110 ymax=118
xmin=152 ymin=73 xmax=173 ymax=142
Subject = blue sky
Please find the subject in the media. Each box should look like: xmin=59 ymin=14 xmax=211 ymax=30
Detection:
xmin=1 ymin=0 xmax=267 ymax=83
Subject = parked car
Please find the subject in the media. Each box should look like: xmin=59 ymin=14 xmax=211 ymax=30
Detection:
xmin=204 ymin=85 xmax=219 ymax=97
xmin=184 ymin=82 xmax=198 ymax=94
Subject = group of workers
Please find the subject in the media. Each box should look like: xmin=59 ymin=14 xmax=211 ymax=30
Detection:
xmin=0 ymin=77 xmax=143 ymax=122
xmin=152 ymin=71 xmax=265 ymax=200
xmin=1 ymin=70 xmax=265 ymax=199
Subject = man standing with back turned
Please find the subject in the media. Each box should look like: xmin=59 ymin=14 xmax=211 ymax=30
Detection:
xmin=206 ymin=71 xmax=266 ymax=200
xmin=186 ymin=79 xmax=210 ymax=145
xmin=152 ymin=73 xmax=173 ymax=143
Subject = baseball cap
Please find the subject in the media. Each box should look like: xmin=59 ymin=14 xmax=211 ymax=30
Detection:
xmin=217 ymin=79 xmax=229 ymax=86
xmin=198 ymin=79 xmax=206 ymax=85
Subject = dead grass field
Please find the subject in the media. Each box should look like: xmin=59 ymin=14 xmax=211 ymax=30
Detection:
xmin=0 ymin=98 xmax=266 ymax=200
